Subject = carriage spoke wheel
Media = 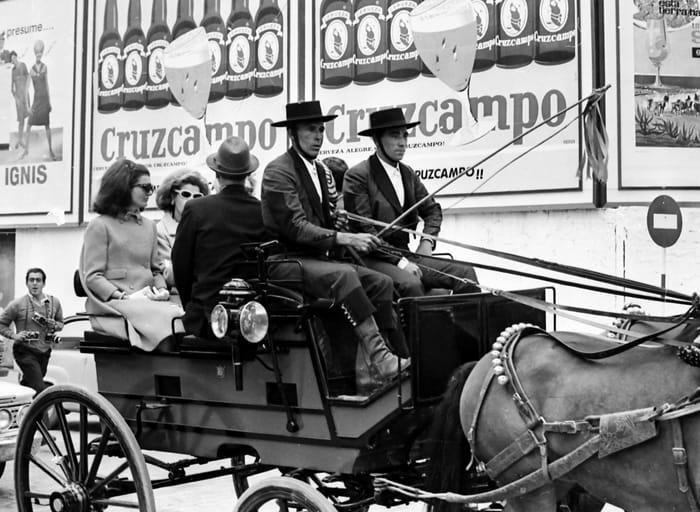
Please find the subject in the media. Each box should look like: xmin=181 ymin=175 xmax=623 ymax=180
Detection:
xmin=234 ymin=476 xmax=338 ymax=512
xmin=14 ymin=384 xmax=155 ymax=512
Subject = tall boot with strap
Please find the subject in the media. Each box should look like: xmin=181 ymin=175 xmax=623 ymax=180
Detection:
xmin=354 ymin=315 xmax=410 ymax=393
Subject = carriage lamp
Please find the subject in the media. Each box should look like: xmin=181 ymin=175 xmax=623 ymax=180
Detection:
xmin=0 ymin=409 xmax=12 ymax=431
xmin=210 ymin=301 xmax=269 ymax=343
xmin=238 ymin=301 xmax=269 ymax=343
xmin=211 ymin=304 xmax=230 ymax=339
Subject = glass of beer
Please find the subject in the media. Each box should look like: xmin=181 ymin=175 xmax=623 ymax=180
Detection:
xmin=646 ymin=16 xmax=668 ymax=89
xmin=163 ymin=27 xmax=212 ymax=120
xmin=410 ymin=0 xmax=496 ymax=145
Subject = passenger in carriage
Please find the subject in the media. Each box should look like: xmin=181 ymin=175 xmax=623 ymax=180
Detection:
xmin=154 ymin=168 xmax=210 ymax=292
xmin=344 ymin=108 xmax=480 ymax=297
xmin=171 ymin=136 xmax=269 ymax=339
xmin=262 ymin=101 xmax=409 ymax=392
xmin=79 ymin=159 xmax=185 ymax=351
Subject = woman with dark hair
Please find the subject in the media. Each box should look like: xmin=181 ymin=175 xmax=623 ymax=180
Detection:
xmin=155 ymin=168 xmax=210 ymax=288
xmin=79 ymin=158 xmax=184 ymax=351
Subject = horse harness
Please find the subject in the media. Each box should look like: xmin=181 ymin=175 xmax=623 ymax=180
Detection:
xmin=467 ymin=321 xmax=700 ymax=510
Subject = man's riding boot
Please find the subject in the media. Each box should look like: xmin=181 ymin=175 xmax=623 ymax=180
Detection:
xmin=354 ymin=316 xmax=410 ymax=393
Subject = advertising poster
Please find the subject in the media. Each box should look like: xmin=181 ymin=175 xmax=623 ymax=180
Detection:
xmin=0 ymin=0 xmax=79 ymax=216
xmin=90 ymin=0 xmax=290 ymax=205
xmin=311 ymin=0 xmax=581 ymax=199
xmin=620 ymin=0 xmax=700 ymax=188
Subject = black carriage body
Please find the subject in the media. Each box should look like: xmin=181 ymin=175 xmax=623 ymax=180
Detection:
xmin=81 ymin=283 xmax=549 ymax=475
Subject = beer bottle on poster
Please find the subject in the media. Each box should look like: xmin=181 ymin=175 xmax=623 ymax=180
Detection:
xmin=172 ymin=0 xmax=196 ymax=41
xmin=122 ymin=0 xmax=147 ymax=110
xmin=254 ymin=0 xmax=284 ymax=97
xmin=226 ymin=0 xmax=255 ymax=100
xmin=98 ymin=0 xmax=123 ymax=113
xmin=387 ymin=0 xmax=420 ymax=81
xmin=415 ymin=0 xmax=433 ymax=76
xmin=202 ymin=0 xmax=227 ymax=102
xmin=472 ymin=0 xmax=496 ymax=72
xmin=353 ymin=0 xmax=387 ymax=85
xmin=495 ymin=0 xmax=535 ymax=69
xmin=320 ymin=0 xmax=354 ymax=88
xmin=535 ymin=0 xmax=575 ymax=65
xmin=146 ymin=0 xmax=171 ymax=109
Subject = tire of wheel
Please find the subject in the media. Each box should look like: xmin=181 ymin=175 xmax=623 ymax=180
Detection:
xmin=234 ymin=476 xmax=338 ymax=512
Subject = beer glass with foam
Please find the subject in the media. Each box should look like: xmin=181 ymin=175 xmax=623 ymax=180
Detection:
xmin=410 ymin=0 xmax=496 ymax=144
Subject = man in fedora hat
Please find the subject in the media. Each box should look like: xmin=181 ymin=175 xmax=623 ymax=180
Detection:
xmin=172 ymin=136 xmax=269 ymax=337
xmin=262 ymin=100 xmax=408 ymax=392
xmin=344 ymin=107 xmax=480 ymax=297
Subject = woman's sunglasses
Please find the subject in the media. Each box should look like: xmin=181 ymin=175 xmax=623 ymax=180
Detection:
xmin=175 ymin=189 xmax=203 ymax=199
xmin=134 ymin=183 xmax=155 ymax=194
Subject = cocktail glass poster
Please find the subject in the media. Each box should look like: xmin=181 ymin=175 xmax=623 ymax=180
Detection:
xmin=0 ymin=0 xmax=78 ymax=217
xmin=311 ymin=0 xmax=581 ymax=199
xmin=90 ymin=0 xmax=290 ymax=206
xmin=620 ymin=0 xmax=700 ymax=189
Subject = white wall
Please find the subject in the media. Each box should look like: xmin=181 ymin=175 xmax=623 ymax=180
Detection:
xmin=14 ymin=205 xmax=700 ymax=332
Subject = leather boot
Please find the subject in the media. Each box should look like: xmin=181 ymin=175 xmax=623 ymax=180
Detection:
xmin=354 ymin=316 xmax=410 ymax=393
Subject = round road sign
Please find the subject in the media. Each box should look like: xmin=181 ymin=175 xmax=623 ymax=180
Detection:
xmin=646 ymin=195 xmax=682 ymax=248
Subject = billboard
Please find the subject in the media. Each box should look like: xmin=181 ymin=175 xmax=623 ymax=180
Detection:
xmin=619 ymin=0 xmax=700 ymax=189
xmin=310 ymin=0 xmax=582 ymax=198
xmin=89 ymin=0 xmax=291 ymax=206
xmin=0 ymin=0 xmax=81 ymax=219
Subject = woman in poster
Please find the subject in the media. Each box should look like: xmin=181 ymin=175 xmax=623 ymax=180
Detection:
xmin=21 ymin=40 xmax=57 ymax=161
xmin=10 ymin=51 xmax=30 ymax=151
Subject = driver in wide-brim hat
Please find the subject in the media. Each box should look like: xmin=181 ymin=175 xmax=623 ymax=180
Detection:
xmin=343 ymin=107 xmax=481 ymax=298
xmin=260 ymin=101 xmax=409 ymax=393
xmin=171 ymin=136 xmax=269 ymax=339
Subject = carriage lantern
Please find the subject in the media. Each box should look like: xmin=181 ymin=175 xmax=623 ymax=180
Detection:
xmin=210 ymin=278 xmax=269 ymax=343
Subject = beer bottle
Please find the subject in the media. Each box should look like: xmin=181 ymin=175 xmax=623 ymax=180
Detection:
xmin=387 ymin=0 xmax=420 ymax=81
xmin=146 ymin=0 xmax=171 ymax=109
xmin=535 ymin=0 xmax=575 ymax=65
xmin=97 ymin=0 xmax=123 ymax=113
xmin=202 ymin=0 xmax=227 ymax=102
xmin=122 ymin=0 xmax=147 ymax=110
xmin=353 ymin=0 xmax=387 ymax=85
xmin=472 ymin=0 xmax=496 ymax=72
xmin=415 ymin=0 xmax=433 ymax=76
xmin=226 ymin=0 xmax=255 ymax=99
xmin=172 ymin=0 xmax=196 ymax=41
xmin=495 ymin=0 xmax=535 ymax=69
xmin=254 ymin=0 xmax=284 ymax=97
xmin=320 ymin=0 xmax=354 ymax=88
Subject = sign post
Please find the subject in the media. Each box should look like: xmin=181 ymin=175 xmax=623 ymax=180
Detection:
xmin=646 ymin=195 xmax=683 ymax=303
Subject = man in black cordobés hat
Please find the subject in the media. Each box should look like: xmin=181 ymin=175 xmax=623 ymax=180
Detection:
xmin=262 ymin=100 xmax=409 ymax=392
xmin=344 ymin=108 xmax=480 ymax=297
xmin=172 ymin=136 xmax=269 ymax=338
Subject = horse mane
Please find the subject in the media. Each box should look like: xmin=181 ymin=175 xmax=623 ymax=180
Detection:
xmin=424 ymin=361 xmax=478 ymax=512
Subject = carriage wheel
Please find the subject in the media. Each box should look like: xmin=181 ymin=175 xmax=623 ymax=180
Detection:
xmin=14 ymin=384 xmax=155 ymax=512
xmin=234 ymin=476 xmax=338 ymax=512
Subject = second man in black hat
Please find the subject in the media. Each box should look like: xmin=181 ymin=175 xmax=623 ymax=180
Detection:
xmin=262 ymin=100 xmax=409 ymax=393
xmin=344 ymin=108 xmax=480 ymax=297
xmin=172 ymin=136 xmax=269 ymax=338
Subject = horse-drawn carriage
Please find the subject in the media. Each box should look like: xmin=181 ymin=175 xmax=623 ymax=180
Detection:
xmin=13 ymin=239 xmax=700 ymax=512
xmin=12 ymin=240 xmax=554 ymax=512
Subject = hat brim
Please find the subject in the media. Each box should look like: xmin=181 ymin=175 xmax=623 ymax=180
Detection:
xmin=206 ymin=153 xmax=259 ymax=177
xmin=358 ymin=120 xmax=421 ymax=137
xmin=271 ymin=114 xmax=338 ymax=127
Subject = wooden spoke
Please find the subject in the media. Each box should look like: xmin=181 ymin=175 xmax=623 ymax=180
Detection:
xmin=88 ymin=460 xmax=129 ymax=498
xmin=27 ymin=454 xmax=67 ymax=487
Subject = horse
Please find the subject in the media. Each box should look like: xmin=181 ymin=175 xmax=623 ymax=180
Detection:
xmin=426 ymin=318 xmax=700 ymax=512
